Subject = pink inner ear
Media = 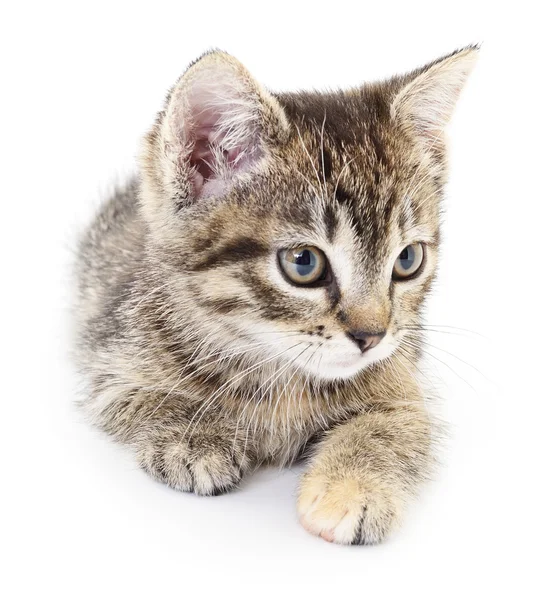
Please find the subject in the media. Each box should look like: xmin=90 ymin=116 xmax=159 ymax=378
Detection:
xmin=190 ymin=121 xmax=245 ymax=196
xmin=184 ymin=81 xmax=261 ymax=198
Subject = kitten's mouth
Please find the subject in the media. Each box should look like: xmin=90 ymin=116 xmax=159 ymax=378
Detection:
xmin=294 ymin=334 xmax=397 ymax=381
xmin=245 ymin=328 xmax=398 ymax=382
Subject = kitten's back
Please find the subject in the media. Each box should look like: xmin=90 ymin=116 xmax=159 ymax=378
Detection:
xmin=75 ymin=181 xmax=145 ymax=355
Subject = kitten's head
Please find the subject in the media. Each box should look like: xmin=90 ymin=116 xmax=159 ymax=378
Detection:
xmin=139 ymin=47 xmax=477 ymax=381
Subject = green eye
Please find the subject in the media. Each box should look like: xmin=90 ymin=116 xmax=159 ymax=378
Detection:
xmin=278 ymin=246 xmax=327 ymax=285
xmin=393 ymin=243 xmax=425 ymax=280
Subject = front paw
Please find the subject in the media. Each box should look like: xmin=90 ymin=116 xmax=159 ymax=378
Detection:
xmin=135 ymin=428 xmax=253 ymax=496
xmin=297 ymin=469 xmax=404 ymax=545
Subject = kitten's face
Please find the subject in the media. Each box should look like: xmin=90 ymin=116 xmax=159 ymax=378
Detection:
xmin=140 ymin=49 xmax=475 ymax=382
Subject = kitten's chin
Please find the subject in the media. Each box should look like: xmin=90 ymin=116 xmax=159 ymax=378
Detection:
xmin=311 ymin=361 xmax=370 ymax=381
xmin=299 ymin=341 xmax=397 ymax=382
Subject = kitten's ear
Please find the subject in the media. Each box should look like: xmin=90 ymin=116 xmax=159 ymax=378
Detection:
xmin=141 ymin=50 xmax=289 ymax=217
xmin=390 ymin=46 xmax=479 ymax=147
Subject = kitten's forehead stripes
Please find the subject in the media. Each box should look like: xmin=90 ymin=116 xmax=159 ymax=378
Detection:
xmin=317 ymin=146 xmax=333 ymax=182
xmin=334 ymin=185 xmax=353 ymax=205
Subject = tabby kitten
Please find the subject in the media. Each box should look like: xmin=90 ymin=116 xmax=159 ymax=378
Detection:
xmin=75 ymin=46 xmax=477 ymax=544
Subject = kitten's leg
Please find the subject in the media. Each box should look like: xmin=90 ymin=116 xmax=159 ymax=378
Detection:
xmin=93 ymin=390 xmax=254 ymax=496
xmin=297 ymin=404 xmax=431 ymax=544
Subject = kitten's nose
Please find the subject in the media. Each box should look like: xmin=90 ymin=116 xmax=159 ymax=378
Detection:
xmin=347 ymin=330 xmax=386 ymax=353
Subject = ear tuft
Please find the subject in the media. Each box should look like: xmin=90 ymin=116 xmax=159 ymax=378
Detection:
xmin=391 ymin=45 xmax=479 ymax=146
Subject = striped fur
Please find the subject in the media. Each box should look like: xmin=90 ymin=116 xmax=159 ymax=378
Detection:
xmin=74 ymin=47 xmax=477 ymax=543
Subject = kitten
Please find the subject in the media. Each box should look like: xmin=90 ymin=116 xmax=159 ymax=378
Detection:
xmin=75 ymin=46 xmax=477 ymax=544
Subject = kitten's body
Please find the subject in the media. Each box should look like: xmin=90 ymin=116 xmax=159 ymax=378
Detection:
xmin=75 ymin=48 xmax=477 ymax=544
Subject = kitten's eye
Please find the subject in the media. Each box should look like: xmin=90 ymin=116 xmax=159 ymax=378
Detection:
xmin=278 ymin=246 xmax=327 ymax=285
xmin=393 ymin=243 xmax=425 ymax=280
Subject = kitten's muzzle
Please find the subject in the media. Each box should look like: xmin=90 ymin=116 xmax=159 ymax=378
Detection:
xmin=346 ymin=330 xmax=386 ymax=353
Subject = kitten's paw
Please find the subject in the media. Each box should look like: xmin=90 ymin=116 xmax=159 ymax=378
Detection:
xmin=297 ymin=471 xmax=403 ymax=545
xmin=135 ymin=429 xmax=253 ymax=496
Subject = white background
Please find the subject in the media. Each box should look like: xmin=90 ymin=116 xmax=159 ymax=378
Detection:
xmin=2 ymin=1 xmax=557 ymax=598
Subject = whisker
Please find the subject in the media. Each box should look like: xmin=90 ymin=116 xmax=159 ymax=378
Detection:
xmin=395 ymin=345 xmax=438 ymax=390
xmin=143 ymin=335 xmax=302 ymax=420
xmin=399 ymin=338 xmax=478 ymax=394
xmin=181 ymin=342 xmax=305 ymax=445
xmin=418 ymin=340 xmax=490 ymax=383
xmin=402 ymin=324 xmax=486 ymax=338
xmin=237 ymin=343 xmax=312 ymax=463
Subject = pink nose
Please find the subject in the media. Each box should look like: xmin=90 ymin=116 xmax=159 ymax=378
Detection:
xmin=347 ymin=330 xmax=386 ymax=353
